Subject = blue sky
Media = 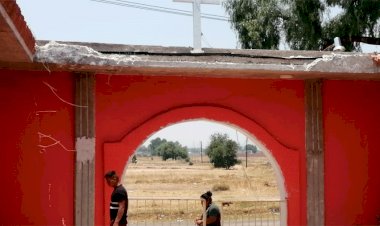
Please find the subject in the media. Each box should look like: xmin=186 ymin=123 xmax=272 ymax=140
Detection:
xmin=17 ymin=0 xmax=237 ymax=49
xmin=17 ymin=0 xmax=380 ymax=51
xmin=16 ymin=0 xmax=248 ymax=148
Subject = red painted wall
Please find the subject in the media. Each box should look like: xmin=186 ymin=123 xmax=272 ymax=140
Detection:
xmin=324 ymin=80 xmax=380 ymax=225
xmin=3 ymin=70 xmax=379 ymax=226
xmin=0 ymin=70 xmax=75 ymax=225
xmin=95 ymin=75 xmax=306 ymax=225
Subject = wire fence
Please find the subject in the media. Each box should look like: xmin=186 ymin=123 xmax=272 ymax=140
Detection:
xmin=127 ymin=198 xmax=283 ymax=226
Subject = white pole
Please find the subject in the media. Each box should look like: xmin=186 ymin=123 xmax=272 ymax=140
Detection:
xmin=192 ymin=0 xmax=203 ymax=53
xmin=173 ymin=0 xmax=219 ymax=53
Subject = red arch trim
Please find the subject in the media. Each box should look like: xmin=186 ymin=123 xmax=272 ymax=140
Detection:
xmin=103 ymin=105 xmax=299 ymax=225
xmin=117 ymin=104 xmax=298 ymax=151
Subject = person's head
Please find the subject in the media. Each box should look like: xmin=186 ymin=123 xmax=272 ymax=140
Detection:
xmin=104 ymin=170 xmax=119 ymax=188
xmin=200 ymin=191 xmax=213 ymax=207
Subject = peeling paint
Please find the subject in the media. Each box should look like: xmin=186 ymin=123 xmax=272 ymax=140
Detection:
xmin=304 ymin=55 xmax=333 ymax=71
xmin=35 ymin=41 xmax=140 ymax=65
xmin=287 ymin=64 xmax=296 ymax=70
xmin=75 ymin=137 xmax=95 ymax=162
xmin=38 ymin=132 xmax=75 ymax=153
xmin=288 ymin=55 xmax=318 ymax=59
xmin=48 ymin=183 xmax=52 ymax=208
xmin=372 ymin=54 xmax=380 ymax=65
xmin=35 ymin=110 xmax=57 ymax=116
xmin=61 ymin=217 xmax=66 ymax=226
xmin=304 ymin=53 xmax=370 ymax=72
xmin=43 ymin=81 xmax=87 ymax=108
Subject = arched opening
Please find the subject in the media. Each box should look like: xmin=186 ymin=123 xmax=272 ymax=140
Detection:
xmin=122 ymin=120 xmax=286 ymax=225
xmin=103 ymin=106 xmax=297 ymax=226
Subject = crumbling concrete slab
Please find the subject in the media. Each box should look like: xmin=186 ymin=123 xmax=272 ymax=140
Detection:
xmin=32 ymin=41 xmax=379 ymax=79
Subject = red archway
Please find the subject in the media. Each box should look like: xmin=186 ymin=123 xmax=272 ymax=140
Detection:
xmin=1 ymin=4 xmax=380 ymax=224
xmin=103 ymin=105 xmax=300 ymax=225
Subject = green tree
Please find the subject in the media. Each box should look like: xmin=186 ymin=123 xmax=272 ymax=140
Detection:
xmin=246 ymin=144 xmax=259 ymax=153
xmin=224 ymin=0 xmax=380 ymax=51
xmin=157 ymin=141 xmax=189 ymax=161
xmin=148 ymin=138 xmax=167 ymax=156
xmin=206 ymin=133 xmax=239 ymax=169
xmin=224 ymin=0 xmax=282 ymax=49
xmin=136 ymin=145 xmax=149 ymax=156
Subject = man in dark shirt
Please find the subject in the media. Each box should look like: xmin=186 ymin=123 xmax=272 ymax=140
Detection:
xmin=105 ymin=170 xmax=128 ymax=226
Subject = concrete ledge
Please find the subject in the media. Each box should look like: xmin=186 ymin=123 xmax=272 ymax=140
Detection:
xmin=32 ymin=41 xmax=380 ymax=79
xmin=1 ymin=40 xmax=379 ymax=79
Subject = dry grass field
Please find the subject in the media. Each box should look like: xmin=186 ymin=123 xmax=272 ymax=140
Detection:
xmin=123 ymin=154 xmax=280 ymax=200
xmin=122 ymin=154 xmax=281 ymax=223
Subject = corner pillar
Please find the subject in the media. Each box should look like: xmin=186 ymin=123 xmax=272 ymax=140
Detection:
xmin=305 ymin=79 xmax=325 ymax=226
xmin=75 ymin=72 xmax=95 ymax=226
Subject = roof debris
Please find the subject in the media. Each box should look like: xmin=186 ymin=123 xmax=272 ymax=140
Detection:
xmin=372 ymin=54 xmax=380 ymax=66
xmin=31 ymin=41 xmax=379 ymax=78
xmin=35 ymin=41 xmax=141 ymax=65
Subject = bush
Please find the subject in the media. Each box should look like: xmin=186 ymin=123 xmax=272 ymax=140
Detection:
xmin=157 ymin=141 xmax=189 ymax=161
xmin=131 ymin=155 xmax=137 ymax=164
xmin=212 ymin=184 xmax=230 ymax=191
xmin=206 ymin=133 xmax=239 ymax=169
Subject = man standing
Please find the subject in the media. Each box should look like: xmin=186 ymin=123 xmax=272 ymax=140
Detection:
xmin=104 ymin=171 xmax=128 ymax=226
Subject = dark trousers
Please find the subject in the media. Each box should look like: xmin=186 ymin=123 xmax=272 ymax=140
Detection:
xmin=110 ymin=220 xmax=127 ymax=226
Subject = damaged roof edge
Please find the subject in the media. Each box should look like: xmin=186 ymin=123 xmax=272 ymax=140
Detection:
xmin=0 ymin=1 xmax=36 ymax=62
xmin=30 ymin=40 xmax=379 ymax=79
xmin=372 ymin=54 xmax=380 ymax=66
xmin=36 ymin=40 xmax=326 ymax=57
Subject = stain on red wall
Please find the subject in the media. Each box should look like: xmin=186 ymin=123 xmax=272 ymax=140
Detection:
xmin=95 ymin=75 xmax=306 ymax=225
xmin=324 ymin=80 xmax=380 ymax=225
xmin=0 ymin=70 xmax=75 ymax=225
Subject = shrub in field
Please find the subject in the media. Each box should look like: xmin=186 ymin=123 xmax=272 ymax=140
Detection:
xmin=157 ymin=141 xmax=189 ymax=161
xmin=132 ymin=155 xmax=137 ymax=164
xmin=206 ymin=133 xmax=239 ymax=169
xmin=212 ymin=183 xmax=230 ymax=191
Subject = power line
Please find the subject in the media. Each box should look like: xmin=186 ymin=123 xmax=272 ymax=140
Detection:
xmin=91 ymin=0 xmax=190 ymax=17
xmin=119 ymin=0 xmax=226 ymax=19
xmin=90 ymin=0 xmax=229 ymax=21
xmin=201 ymin=32 xmax=213 ymax=48
xmin=94 ymin=0 xmax=228 ymax=21
xmin=118 ymin=0 xmax=228 ymax=20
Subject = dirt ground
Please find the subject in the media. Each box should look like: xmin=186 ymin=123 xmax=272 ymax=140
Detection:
xmin=123 ymin=154 xmax=280 ymax=201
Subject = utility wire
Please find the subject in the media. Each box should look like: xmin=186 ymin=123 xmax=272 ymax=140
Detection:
xmin=117 ymin=0 xmax=227 ymax=19
xmin=121 ymin=0 xmax=228 ymax=20
xmin=90 ymin=0 xmax=229 ymax=21
xmin=93 ymin=0 xmax=228 ymax=21
xmin=201 ymin=32 xmax=213 ymax=48
xmin=91 ymin=0 xmax=190 ymax=17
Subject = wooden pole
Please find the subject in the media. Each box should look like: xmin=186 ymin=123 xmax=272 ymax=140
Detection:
xmin=200 ymin=141 xmax=203 ymax=163
xmin=245 ymin=137 xmax=248 ymax=168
